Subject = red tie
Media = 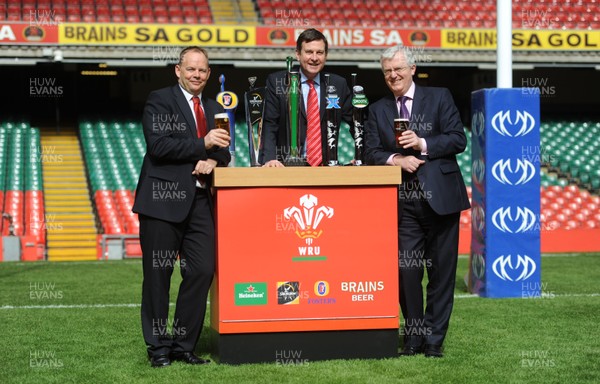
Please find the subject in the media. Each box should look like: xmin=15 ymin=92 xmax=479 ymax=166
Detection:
xmin=306 ymin=79 xmax=322 ymax=167
xmin=192 ymin=96 xmax=206 ymax=138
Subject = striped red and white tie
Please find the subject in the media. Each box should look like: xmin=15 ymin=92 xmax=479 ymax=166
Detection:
xmin=306 ymin=79 xmax=322 ymax=166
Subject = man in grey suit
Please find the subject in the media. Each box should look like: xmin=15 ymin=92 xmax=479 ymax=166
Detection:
xmin=132 ymin=46 xmax=230 ymax=367
xmin=259 ymin=28 xmax=352 ymax=166
xmin=365 ymin=45 xmax=470 ymax=358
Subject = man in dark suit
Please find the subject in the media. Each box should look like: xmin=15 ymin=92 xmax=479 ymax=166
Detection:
xmin=132 ymin=46 xmax=231 ymax=367
xmin=365 ymin=45 xmax=470 ymax=358
xmin=259 ymin=28 xmax=352 ymax=166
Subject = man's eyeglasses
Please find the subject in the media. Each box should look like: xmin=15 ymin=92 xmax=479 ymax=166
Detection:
xmin=383 ymin=66 xmax=412 ymax=77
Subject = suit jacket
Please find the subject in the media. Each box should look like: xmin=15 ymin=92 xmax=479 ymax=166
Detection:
xmin=258 ymin=70 xmax=352 ymax=164
xmin=132 ymin=84 xmax=230 ymax=223
xmin=365 ymin=85 xmax=470 ymax=215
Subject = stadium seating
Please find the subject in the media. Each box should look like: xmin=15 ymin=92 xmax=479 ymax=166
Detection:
xmin=25 ymin=127 xmax=45 ymax=245
xmin=257 ymin=0 xmax=599 ymax=29
xmin=5 ymin=0 xmax=217 ymax=24
xmin=0 ymin=123 xmax=43 ymax=241
xmin=0 ymin=123 xmax=46 ymax=261
xmin=3 ymin=0 xmax=598 ymax=28
xmin=541 ymin=121 xmax=600 ymax=193
xmin=541 ymin=184 xmax=600 ymax=229
xmin=80 ymin=121 xmax=142 ymax=236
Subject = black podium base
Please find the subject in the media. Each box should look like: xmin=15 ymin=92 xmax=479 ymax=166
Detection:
xmin=210 ymin=328 xmax=399 ymax=365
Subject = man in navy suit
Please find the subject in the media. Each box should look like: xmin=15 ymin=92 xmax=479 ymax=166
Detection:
xmin=365 ymin=45 xmax=470 ymax=358
xmin=259 ymin=28 xmax=352 ymax=166
xmin=132 ymin=46 xmax=230 ymax=367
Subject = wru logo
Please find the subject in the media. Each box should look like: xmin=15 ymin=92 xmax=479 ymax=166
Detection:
xmin=492 ymin=254 xmax=536 ymax=281
xmin=284 ymin=194 xmax=334 ymax=240
xmin=491 ymin=110 xmax=535 ymax=137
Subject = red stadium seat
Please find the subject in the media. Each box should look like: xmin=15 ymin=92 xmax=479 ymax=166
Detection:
xmin=199 ymin=16 xmax=212 ymax=24
xmin=184 ymin=15 xmax=198 ymax=24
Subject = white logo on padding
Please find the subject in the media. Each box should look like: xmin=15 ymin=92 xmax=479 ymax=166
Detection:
xmin=492 ymin=206 xmax=536 ymax=233
xmin=472 ymin=110 xmax=485 ymax=137
xmin=472 ymin=158 xmax=485 ymax=185
xmin=491 ymin=110 xmax=535 ymax=137
xmin=492 ymin=254 xmax=536 ymax=281
xmin=472 ymin=253 xmax=485 ymax=279
xmin=491 ymin=158 xmax=536 ymax=185
xmin=471 ymin=205 xmax=485 ymax=232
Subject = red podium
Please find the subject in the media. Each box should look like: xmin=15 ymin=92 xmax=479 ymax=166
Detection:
xmin=210 ymin=166 xmax=401 ymax=364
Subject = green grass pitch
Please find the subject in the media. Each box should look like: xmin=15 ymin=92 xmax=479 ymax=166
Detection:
xmin=1 ymin=254 xmax=599 ymax=383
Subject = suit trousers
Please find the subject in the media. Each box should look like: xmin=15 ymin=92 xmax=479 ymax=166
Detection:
xmin=139 ymin=188 xmax=215 ymax=357
xmin=397 ymin=182 xmax=460 ymax=347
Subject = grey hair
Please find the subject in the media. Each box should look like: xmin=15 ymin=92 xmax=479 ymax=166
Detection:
xmin=380 ymin=45 xmax=415 ymax=66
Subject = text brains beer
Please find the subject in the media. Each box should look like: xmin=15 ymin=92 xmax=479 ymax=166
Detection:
xmin=394 ymin=118 xmax=409 ymax=148
xmin=214 ymin=113 xmax=230 ymax=135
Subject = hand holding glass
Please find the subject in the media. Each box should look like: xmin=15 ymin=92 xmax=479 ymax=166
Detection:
xmin=394 ymin=118 xmax=409 ymax=148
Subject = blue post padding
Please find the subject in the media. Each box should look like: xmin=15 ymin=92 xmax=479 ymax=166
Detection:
xmin=469 ymin=88 xmax=541 ymax=298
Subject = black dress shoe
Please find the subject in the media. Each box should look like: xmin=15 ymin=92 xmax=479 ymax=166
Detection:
xmin=423 ymin=344 xmax=443 ymax=358
xmin=399 ymin=345 xmax=423 ymax=356
xmin=170 ymin=351 xmax=211 ymax=365
xmin=150 ymin=354 xmax=171 ymax=368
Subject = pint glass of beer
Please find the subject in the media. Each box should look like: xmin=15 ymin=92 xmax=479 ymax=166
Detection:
xmin=394 ymin=118 xmax=409 ymax=148
xmin=214 ymin=113 xmax=230 ymax=135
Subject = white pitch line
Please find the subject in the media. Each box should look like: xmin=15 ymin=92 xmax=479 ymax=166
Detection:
xmin=458 ymin=253 xmax=590 ymax=258
xmin=1 ymin=294 xmax=598 ymax=310
xmin=0 ymin=303 xmax=143 ymax=310
xmin=454 ymin=293 xmax=600 ymax=299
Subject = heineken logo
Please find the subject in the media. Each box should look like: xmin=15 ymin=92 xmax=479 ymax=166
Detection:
xmin=234 ymin=282 xmax=268 ymax=306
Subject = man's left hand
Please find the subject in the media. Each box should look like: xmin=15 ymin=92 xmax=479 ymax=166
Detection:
xmin=398 ymin=130 xmax=424 ymax=151
xmin=192 ymin=159 xmax=217 ymax=175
